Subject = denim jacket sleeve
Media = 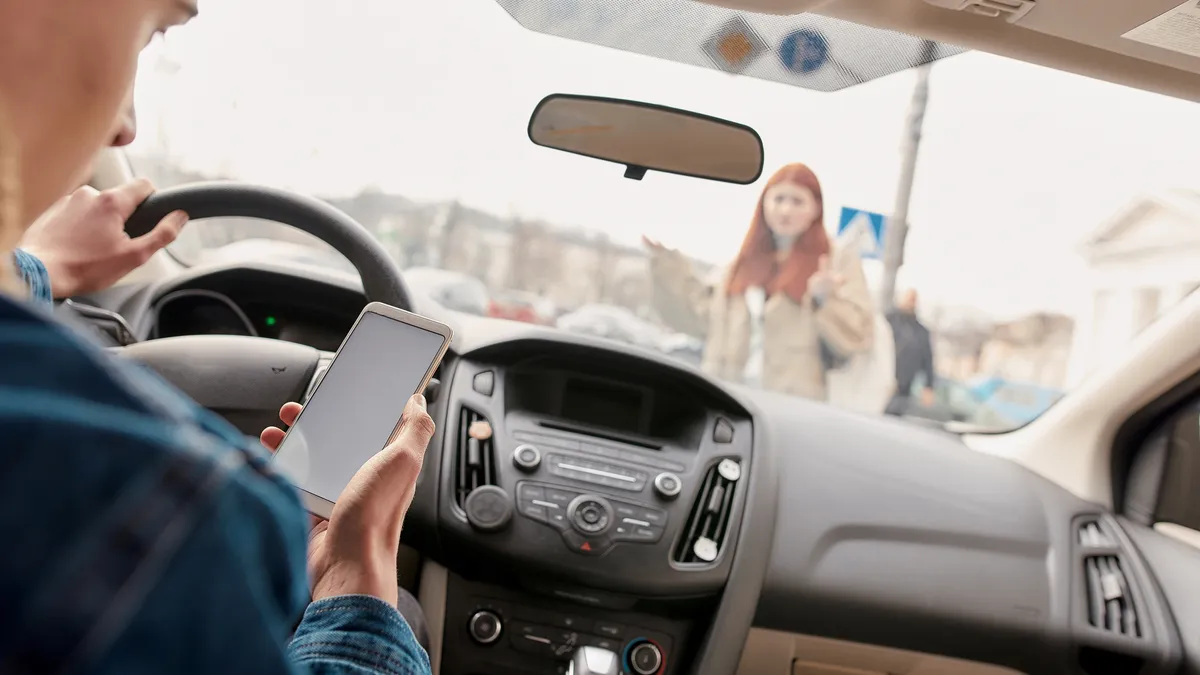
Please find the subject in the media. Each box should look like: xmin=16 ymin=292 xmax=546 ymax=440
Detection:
xmin=12 ymin=248 xmax=53 ymax=305
xmin=0 ymin=297 xmax=431 ymax=675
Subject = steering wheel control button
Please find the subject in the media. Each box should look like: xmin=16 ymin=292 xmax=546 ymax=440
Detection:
xmin=512 ymin=444 xmax=542 ymax=472
xmin=468 ymin=610 xmax=503 ymax=645
xmin=472 ymin=370 xmax=495 ymax=396
xmin=569 ymin=495 xmax=614 ymax=535
xmin=464 ymin=485 xmax=513 ymax=532
xmin=628 ymin=641 xmax=664 ymax=675
xmin=653 ymin=472 xmax=683 ymax=500
xmin=713 ymin=418 xmax=735 ymax=443
xmin=717 ymin=458 xmax=742 ymax=482
xmin=563 ymin=530 xmax=612 ymax=556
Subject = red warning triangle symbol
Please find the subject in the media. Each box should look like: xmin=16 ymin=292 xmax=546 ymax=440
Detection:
xmin=580 ymin=541 xmax=592 ymax=552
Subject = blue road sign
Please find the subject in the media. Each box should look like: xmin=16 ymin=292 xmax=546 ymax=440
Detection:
xmin=778 ymin=29 xmax=829 ymax=75
xmin=837 ymin=207 xmax=887 ymax=259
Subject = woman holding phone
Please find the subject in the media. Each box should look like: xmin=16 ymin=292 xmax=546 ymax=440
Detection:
xmin=0 ymin=2 xmax=433 ymax=673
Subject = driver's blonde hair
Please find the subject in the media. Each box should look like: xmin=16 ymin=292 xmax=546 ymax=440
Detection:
xmin=0 ymin=99 xmax=22 ymax=296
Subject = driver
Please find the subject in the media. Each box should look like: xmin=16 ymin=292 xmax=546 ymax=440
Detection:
xmin=0 ymin=3 xmax=434 ymax=675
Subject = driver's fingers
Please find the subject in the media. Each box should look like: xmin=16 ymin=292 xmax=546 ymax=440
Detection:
xmin=107 ymin=178 xmax=156 ymax=214
xmin=371 ymin=395 xmax=435 ymax=488
xmin=125 ymin=210 xmax=188 ymax=265
xmin=260 ymin=426 xmax=286 ymax=453
xmin=279 ymin=402 xmax=303 ymax=426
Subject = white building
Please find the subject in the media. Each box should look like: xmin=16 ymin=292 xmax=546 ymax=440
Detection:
xmin=1067 ymin=190 xmax=1200 ymax=387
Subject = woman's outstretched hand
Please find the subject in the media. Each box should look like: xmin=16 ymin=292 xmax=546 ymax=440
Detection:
xmin=260 ymin=395 xmax=435 ymax=606
xmin=809 ymin=254 xmax=845 ymax=300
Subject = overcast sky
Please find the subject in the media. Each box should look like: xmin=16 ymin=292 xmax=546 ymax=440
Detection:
xmin=128 ymin=0 xmax=1200 ymax=319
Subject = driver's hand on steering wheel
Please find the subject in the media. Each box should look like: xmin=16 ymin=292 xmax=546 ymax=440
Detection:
xmin=260 ymin=395 xmax=435 ymax=607
xmin=19 ymin=179 xmax=188 ymax=298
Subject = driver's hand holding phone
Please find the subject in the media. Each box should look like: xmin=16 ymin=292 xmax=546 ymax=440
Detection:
xmin=260 ymin=302 xmax=453 ymax=606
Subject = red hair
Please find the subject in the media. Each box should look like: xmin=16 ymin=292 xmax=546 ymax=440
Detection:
xmin=726 ymin=163 xmax=830 ymax=304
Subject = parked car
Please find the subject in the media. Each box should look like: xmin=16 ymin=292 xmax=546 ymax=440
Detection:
xmin=488 ymin=289 xmax=554 ymax=325
xmin=403 ymin=267 xmax=490 ymax=316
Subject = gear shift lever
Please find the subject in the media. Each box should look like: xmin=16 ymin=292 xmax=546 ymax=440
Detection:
xmin=566 ymin=645 xmax=620 ymax=675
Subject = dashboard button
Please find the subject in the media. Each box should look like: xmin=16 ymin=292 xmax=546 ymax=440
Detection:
xmin=639 ymin=508 xmax=667 ymax=526
xmin=562 ymin=530 xmax=612 ymax=556
xmin=545 ymin=487 xmax=578 ymax=506
xmin=472 ymin=371 xmax=495 ymax=397
xmin=632 ymin=526 xmax=660 ymax=542
xmin=520 ymin=503 xmax=548 ymax=522
xmin=512 ymin=444 xmax=542 ymax=472
xmin=568 ymin=495 xmax=615 ymax=535
xmin=594 ymin=623 xmax=623 ymax=639
xmin=628 ymin=640 xmax=664 ymax=675
xmin=653 ymin=472 xmax=682 ymax=500
xmin=548 ymin=510 xmax=569 ymax=530
xmin=517 ymin=483 xmax=545 ymax=502
xmin=613 ymin=503 xmax=639 ymax=519
xmin=467 ymin=610 xmax=503 ymax=645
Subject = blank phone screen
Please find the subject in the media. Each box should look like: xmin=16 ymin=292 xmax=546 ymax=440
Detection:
xmin=273 ymin=311 xmax=447 ymax=504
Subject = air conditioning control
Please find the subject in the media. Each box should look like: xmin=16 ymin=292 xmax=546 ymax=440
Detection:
xmin=627 ymin=640 xmax=664 ymax=675
xmin=468 ymin=610 xmax=503 ymax=645
xmin=568 ymin=494 xmax=614 ymax=535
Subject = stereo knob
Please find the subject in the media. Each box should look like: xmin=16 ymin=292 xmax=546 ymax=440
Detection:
xmin=653 ymin=472 xmax=682 ymax=500
xmin=568 ymin=495 xmax=614 ymax=535
xmin=512 ymin=444 xmax=541 ymax=472
xmin=628 ymin=640 xmax=664 ymax=675
xmin=468 ymin=610 xmax=503 ymax=645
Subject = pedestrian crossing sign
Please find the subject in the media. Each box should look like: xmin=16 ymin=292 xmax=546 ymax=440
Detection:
xmin=837 ymin=207 xmax=887 ymax=260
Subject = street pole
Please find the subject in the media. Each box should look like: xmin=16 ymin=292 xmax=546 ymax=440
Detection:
xmin=879 ymin=39 xmax=937 ymax=313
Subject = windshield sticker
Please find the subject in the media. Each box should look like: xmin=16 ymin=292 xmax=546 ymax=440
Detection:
xmin=701 ymin=16 xmax=767 ymax=74
xmin=778 ymin=29 xmax=830 ymax=75
xmin=1122 ymin=0 xmax=1200 ymax=59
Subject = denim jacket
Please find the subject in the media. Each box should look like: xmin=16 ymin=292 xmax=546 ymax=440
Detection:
xmin=1 ymin=252 xmax=431 ymax=675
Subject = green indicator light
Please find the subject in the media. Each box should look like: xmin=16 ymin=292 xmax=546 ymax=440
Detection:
xmin=265 ymin=316 xmax=277 ymax=326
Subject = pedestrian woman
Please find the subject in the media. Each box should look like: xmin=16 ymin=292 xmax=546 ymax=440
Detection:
xmin=645 ymin=162 xmax=875 ymax=401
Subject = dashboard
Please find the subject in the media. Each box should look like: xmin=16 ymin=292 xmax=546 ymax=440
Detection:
xmin=74 ymin=258 xmax=1191 ymax=675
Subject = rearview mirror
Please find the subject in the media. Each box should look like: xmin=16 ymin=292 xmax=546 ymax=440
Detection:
xmin=528 ymin=94 xmax=764 ymax=185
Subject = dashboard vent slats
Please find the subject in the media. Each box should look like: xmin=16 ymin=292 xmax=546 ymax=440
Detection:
xmin=454 ymin=407 xmax=497 ymax=510
xmin=673 ymin=459 xmax=739 ymax=565
xmin=1078 ymin=521 xmax=1115 ymax=548
xmin=1084 ymin=555 xmax=1141 ymax=638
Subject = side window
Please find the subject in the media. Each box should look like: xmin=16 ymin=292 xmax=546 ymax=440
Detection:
xmin=1125 ymin=404 xmax=1200 ymax=536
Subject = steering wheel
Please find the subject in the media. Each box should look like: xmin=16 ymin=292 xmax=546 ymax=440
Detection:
xmin=118 ymin=182 xmax=414 ymax=435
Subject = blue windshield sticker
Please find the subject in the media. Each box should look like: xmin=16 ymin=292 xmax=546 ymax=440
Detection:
xmin=778 ymin=29 xmax=829 ymax=75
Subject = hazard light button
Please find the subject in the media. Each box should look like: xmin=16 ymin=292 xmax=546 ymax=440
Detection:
xmin=563 ymin=530 xmax=611 ymax=556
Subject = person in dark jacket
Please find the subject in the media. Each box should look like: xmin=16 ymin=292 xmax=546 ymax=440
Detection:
xmin=885 ymin=287 xmax=936 ymax=416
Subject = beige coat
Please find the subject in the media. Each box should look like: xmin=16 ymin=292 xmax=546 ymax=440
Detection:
xmin=649 ymin=242 xmax=875 ymax=400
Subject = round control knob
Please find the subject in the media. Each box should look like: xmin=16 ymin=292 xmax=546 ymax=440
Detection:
xmin=512 ymin=444 xmax=541 ymax=472
xmin=568 ymin=495 xmax=614 ymax=535
xmin=464 ymin=485 xmax=513 ymax=532
xmin=628 ymin=640 xmax=664 ymax=675
xmin=653 ymin=472 xmax=682 ymax=500
xmin=467 ymin=610 xmax=502 ymax=645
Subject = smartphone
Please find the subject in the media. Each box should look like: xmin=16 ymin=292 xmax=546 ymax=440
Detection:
xmin=272 ymin=301 xmax=453 ymax=518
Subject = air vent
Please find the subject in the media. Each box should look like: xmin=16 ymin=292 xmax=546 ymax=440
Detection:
xmin=1084 ymin=555 xmax=1141 ymax=638
xmin=453 ymin=407 xmax=497 ymax=511
xmin=673 ymin=458 xmax=740 ymax=565
xmin=1079 ymin=521 xmax=1116 ymax=548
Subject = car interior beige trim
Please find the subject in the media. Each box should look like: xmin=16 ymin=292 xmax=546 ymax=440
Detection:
xmin=417 ymin=560 xmax=448 ymax=675
xmin=1155 ymin=522 xmax=1200 ymax=550
xmin=736 ymin=628 xmax=1025 ymax=675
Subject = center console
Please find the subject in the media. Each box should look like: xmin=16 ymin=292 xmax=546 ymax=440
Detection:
xmin=430 ymin=343 xmax=755 ymax=675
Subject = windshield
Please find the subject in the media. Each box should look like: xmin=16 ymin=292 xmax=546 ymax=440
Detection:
xmin=128 ymin=0 xmax=1200 ymax=432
